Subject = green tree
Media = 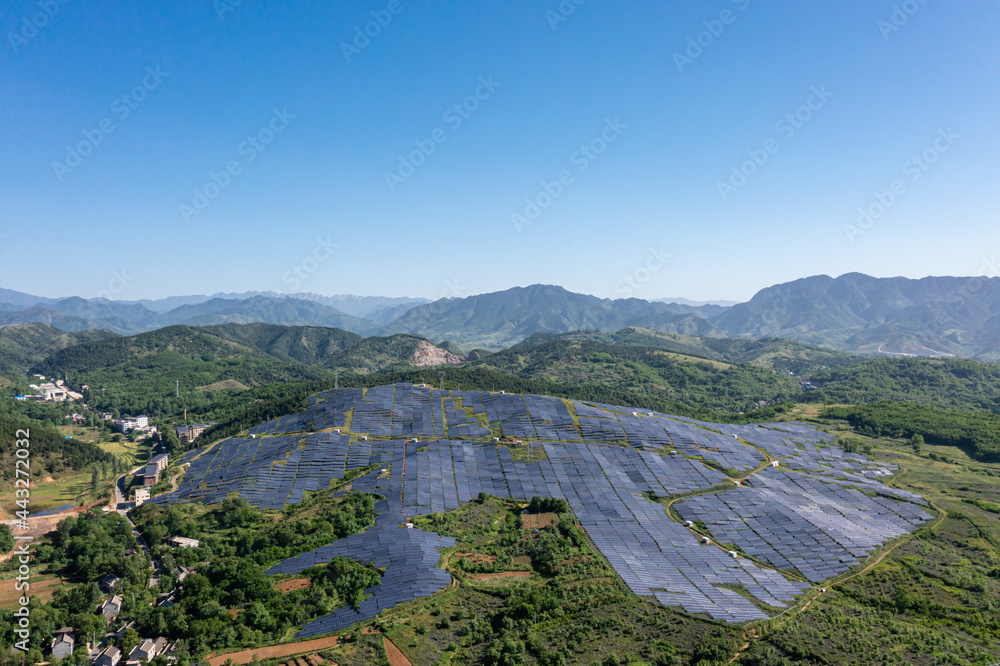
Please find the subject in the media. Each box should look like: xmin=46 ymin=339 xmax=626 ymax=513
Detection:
xmin=121 ymin=627 xmax=140 ymax=658
xmin=0 ymin=524 xmax=15 ymax=552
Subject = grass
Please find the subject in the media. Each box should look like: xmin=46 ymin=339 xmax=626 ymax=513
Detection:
xmin=0 ymin=469 xmax=95 ymax=518
xmin=0 ymin=571 xmax=69 ymax=607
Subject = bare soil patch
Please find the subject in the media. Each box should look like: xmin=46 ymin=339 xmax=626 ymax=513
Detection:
xmin=383 ymin=637 xmax=412 ymax=666
xmin=523 ymin=513 xmax=558 ymax=529
xmin=469 ymin=571 xmax=532 ymax=580
xmin=275 ymin=578 xmax=312 ymax=593
xmin=207 ymin=636 xmax=341 ymax=666
xmin=0 ymin=574 xmax=69 ymax=607
xmin=454 ymin=552 xmax=497 ymax=565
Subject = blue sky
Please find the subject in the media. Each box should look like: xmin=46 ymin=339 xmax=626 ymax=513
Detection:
xmin=1 ymin=0 xmax=998 ymax=303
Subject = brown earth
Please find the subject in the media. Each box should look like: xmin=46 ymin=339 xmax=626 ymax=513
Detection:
xmin=207 ymin=636 xmax=341 ymax=666
xmin=275 ymin=578 xmax=312 ymax=593
xmin=0 ymin=574 xmax=70 ymax=607
xmin=468 ymin=571 xmax=532 ymax=580
xmin=454 ymin=552 xmax=497 ymax=565
xmin=383 ymin=637 xmax=412 ymax=666
xmin=523 ymin=513 xmax=558 ymax=529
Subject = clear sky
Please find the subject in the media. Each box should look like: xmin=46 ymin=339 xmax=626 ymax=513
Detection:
xmin=1 ymin=0 xmax=998 ymax=303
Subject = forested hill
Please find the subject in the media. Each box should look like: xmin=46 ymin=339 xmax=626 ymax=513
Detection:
xmin=0 ymin=408 xmax=114 ymax=478
xmin=809 ymin=358 xmax=1000 ymax=413
xmin=193 ymin=323 xmax=363 ymax=365
xmin=25 ymin=324 xmax=465 ymax=417
xmin=514 ymin=328 xmax=860 ymax=373
xmin=0 ymin=322 xmax=119 ymax=383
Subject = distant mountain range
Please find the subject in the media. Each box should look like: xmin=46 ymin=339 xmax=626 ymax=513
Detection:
xmin=3 ymin=273 xmax=1000 ymax=359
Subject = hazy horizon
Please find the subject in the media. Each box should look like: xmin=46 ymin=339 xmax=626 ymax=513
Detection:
xmin=4 ymin=271 xmax=998 ymax=307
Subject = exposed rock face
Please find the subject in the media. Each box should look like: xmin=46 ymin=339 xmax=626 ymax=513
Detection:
xmin=411 ymin=340 xmax=464 ymax=367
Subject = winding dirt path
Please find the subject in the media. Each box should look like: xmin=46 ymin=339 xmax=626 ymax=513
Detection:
xmin=383 ymin=637 xmax=412 ymax=666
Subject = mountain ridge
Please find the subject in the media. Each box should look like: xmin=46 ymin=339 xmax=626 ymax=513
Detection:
xmin=3 ymin=274 xmax=1000 ymax=359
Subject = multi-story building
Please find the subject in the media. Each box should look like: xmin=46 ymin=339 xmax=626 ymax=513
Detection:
xmin=175 ymin=423 xmax=214 ymax=446
xmin=114 ymin=415 xmax=150 ymax=433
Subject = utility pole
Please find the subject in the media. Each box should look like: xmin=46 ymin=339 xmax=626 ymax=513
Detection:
xmin=175 ymin=380 xmax=180 ymax=399
xmin=335 ymin=368 xmax=339 ymax=389
xmin=439 ymin=370 xmax=445 ymax=392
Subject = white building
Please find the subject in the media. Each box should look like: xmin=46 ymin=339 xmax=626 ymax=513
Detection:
xmin=133 ymin=487 xmax=151 ymax=505
xmin=166 ymin=535 xmax=200 ymax=548
xmin=114 ymin=415 xmax=150 ymax=433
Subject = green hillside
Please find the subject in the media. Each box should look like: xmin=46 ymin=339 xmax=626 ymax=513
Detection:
xmin=470 ymin=338 xmax=801 ymax=413
xmin=515 ymin=328 xmax=859 ymax=374
xmin=0 ymin=323 xmax=119 ymax=383
xmin=809 ymin=358 xmax=1000 ymax=413
xmin=31 ymin=326 xmax=336 ymax=416
xmin=25 ymin=325 xmax=463 ymax=418
xmin=200 ymin=322 xmax=363 ymax=365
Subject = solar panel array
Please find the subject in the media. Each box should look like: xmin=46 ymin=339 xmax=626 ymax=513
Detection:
xmin=158 ymin=383 xmax=931 ymax=633
xmin=268 ymin=496 xmax=455 ymax=638
xmin=675 ymin=467 xmax=930 ymax=582
xmin=148 ymin=433 xmax=356 ymax=510
xmin=444 ymin=397 xmax=492 ymax=439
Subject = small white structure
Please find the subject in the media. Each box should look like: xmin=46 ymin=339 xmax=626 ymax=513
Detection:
xmin=684 ymin=520 xmax=694 ymax=528
xmin=133 ymin=487 xmax=151 ymax=506
xmin=728 ymin=550 xmax=738 ymax=558
xmin=771 ymin=461 xmax=781 ymax=468
xmin=166 ymin=536 xmax=200 ymax=549
xmin=701 ymin=537 xmax=711 ymax=544
xmin=669 ymin=450 xmax=678 ymax=456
